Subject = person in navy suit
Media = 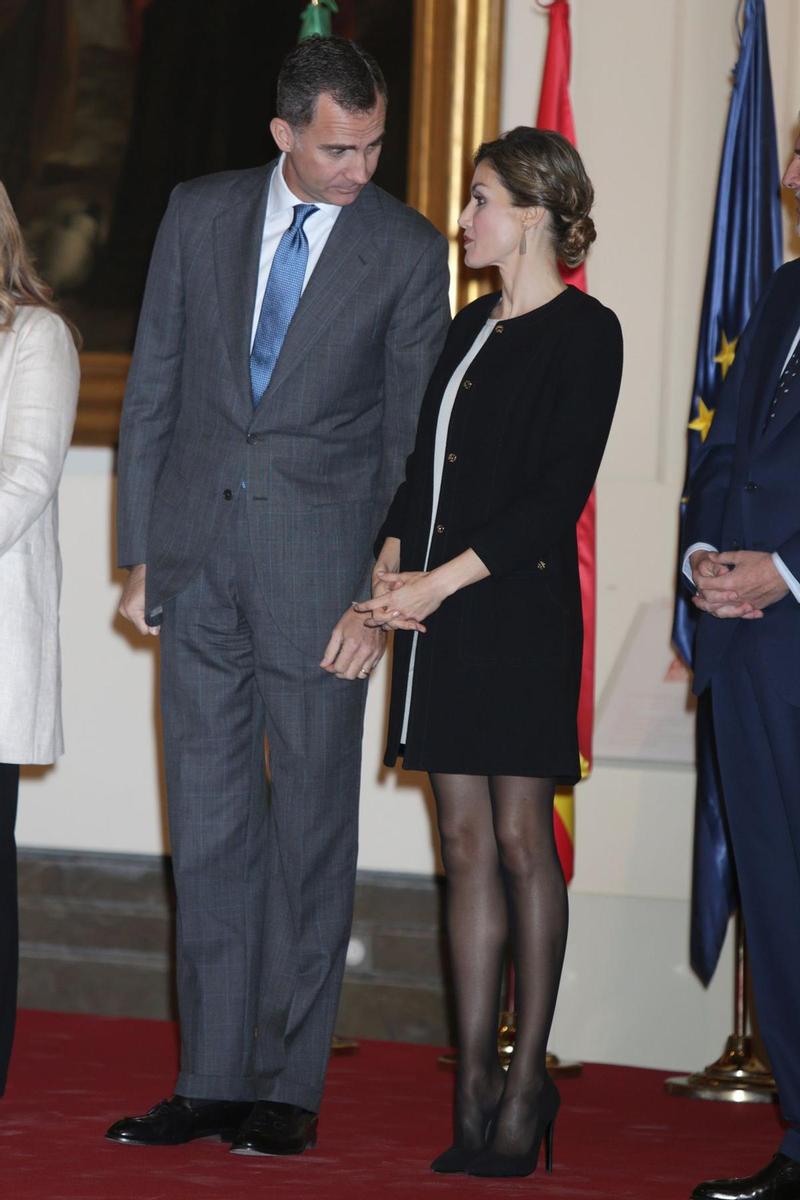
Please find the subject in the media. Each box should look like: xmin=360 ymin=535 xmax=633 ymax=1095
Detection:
xmin=684 ymin=135 xmax=800 ymax=1200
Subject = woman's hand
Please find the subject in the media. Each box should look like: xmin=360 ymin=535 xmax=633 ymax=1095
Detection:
xmin=355 ymin=550 xmax=490 ymax=632
xmin=353 ymin=570 xmax=449 ymax=632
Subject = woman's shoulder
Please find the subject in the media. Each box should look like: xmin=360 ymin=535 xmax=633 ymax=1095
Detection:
xmin=555 ymin=289 xmax=623 ymax=386
xmin=13 ymin=303 xmax=68 ymax=336
xmin=11 ymin=305 xmax=79 ymax=359
xmin=2 ymin=307 xmax=80 ymax=398
xmin=561 ymin=286 xmax=621 ymax=338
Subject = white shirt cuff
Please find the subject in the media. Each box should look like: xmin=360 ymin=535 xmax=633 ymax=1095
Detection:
xmin=772 ymin=553 xmax=800 ymax=603
xmin=682 ymin=542 xmax=718 ymax=587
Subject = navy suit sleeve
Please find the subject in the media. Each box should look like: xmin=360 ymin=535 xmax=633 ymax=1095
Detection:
xmin=683 ymin=272 xmax=777 ymax=557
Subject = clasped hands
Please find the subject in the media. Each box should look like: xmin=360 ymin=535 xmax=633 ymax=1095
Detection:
xmin=122 ymin=558 xmax=446 ymax=683
xmin=320 ymin=539 xmax=447 ymax=680
xmin=352 ymin=568 xmax=449 ymax=633
xmin=690 ymin=549 xmax=788 ymax=619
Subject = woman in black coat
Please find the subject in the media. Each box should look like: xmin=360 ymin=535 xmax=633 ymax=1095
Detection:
xmin=356 ymin=128 xmax=622 ymax=1178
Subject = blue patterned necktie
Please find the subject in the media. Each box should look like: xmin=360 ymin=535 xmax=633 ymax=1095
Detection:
xmin=250 ymin=202 xmax=318 ymax=405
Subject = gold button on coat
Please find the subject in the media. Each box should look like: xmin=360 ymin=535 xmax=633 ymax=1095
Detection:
xmin=436 ymin=524 xmax=445 ymax=534
xmin=462 ymin=379 xmax=472 ymax=390
xmin=447 ymin=452 xmax=457 ymax=463
xmin=495 ymin=324 xmax=504 ymax=333
xmin=537 ymin=560 xmax=546 ymax=570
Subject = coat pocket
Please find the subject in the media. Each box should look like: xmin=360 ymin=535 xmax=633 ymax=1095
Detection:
xmin=459 ymin=574 xmax=565 ymax=663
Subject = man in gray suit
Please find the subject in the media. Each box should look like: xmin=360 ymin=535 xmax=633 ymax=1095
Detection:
xmin=107 ymin=37 xmax=449 ymax=1156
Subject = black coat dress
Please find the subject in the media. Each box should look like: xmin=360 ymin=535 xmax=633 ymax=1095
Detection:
xmin=377 ymin=285 xmax=623 ymax=783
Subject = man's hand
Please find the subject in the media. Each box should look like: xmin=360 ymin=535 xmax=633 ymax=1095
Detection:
xmin=689 ymin=548 xmax=730 ymax=587
xmin=689 ymin=549 xmax=757 ymax=619
xmin=371 ymin=537 xmax=401 ymax=600
xmin=118 ymin=564 xmax=159 ymax=636
xmin=320 ymin=607 xmax=386 ymax=680
xmin=691 ymin=549 xmax=787 ymax=619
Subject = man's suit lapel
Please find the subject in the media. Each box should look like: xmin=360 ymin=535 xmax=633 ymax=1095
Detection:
xmin=251 ymin=191 xmax=375 ymax=416
xmin=749 ymin=278 xmax=800 ymax=451
xmin=212 ymin=166 xmax=271 ymax=416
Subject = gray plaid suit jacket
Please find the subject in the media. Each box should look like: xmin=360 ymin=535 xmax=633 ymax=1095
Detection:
xmin=117 ymin=161 xmax=450 ymax=653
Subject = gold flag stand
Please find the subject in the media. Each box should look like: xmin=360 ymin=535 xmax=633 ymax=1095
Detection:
xmin=439 ymin=954 xmax=582 ymax=1074
xmin=665 ymin=913 xmax=776 ymax=1103
xmin=498 ymin=1011 xmax=583 ymax=1078
xmin=331 ymin=1035 xmax=359 ymax=1055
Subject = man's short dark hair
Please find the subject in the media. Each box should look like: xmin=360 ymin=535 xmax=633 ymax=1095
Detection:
xmin=277 ymin=35 xmax=387 ymax=127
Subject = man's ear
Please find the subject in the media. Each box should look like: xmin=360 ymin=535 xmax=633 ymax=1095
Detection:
xmin=270 ymin=117 xmax=294 ymax=153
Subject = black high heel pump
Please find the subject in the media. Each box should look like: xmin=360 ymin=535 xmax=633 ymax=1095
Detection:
xmin=430 ymin=1107 xmax=499 ymax=1174
xmin=467 ymin=1075 xmax=560 ymax=1178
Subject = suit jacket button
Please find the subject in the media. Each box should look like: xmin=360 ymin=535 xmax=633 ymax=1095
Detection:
xmin=246 ymin=433 xmax=258 ymax=445
xmin=462 ymin=379 xmax=472 ymax=390
xmin=223 ymin=489 xmax=233 ymax=500
xmin=447 ymin=452 xmax=457 ymax=463
xmin=744 ymin=481 xmax=758 ymax=491
xmin=436 ymin=524 xmax=445 ymax=534
xmin=494 ymin=323 xmax=504 ymax=333
xmin=537 ymin=560 xmax=546 ymax=570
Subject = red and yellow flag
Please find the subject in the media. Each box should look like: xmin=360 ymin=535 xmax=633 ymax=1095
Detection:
xmin=536 ymin=0 xmax=592 ymax=884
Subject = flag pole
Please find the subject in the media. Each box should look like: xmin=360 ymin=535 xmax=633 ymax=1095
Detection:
xmin=665 ymin=912 xmax=775 ymax=1103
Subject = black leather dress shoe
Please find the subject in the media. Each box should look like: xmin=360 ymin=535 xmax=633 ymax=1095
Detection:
xmin=229 ymin=1101 xmax=318 ymax=1156
xmin=105 ymin=1095 xmax=254 ymax=1146
xmin=691 ymin=1154 xmax=800 ymax=1199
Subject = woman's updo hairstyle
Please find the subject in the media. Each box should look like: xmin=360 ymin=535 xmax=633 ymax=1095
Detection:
xmin=474 ymin=127 xmax=596 ymax=268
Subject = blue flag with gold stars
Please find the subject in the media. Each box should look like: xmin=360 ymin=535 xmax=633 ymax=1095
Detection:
xmin=671 ymin=0 xmax=782 ymax=986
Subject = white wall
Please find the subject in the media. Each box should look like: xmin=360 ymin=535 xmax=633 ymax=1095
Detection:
xmin=16 ymin=0 xmax=800 ymax=1070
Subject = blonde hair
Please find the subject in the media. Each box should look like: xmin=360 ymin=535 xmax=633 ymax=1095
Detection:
xmin=0 ymin=181 xmax=81 ymax=347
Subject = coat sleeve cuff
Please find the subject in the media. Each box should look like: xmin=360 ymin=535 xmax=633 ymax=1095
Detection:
xmin=682 ymin=542 xmax=717 ymax=592
xmin=772 ymin=552 xmax=800 ymax=604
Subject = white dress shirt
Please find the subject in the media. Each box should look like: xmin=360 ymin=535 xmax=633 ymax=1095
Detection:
xmin=250 ymin=154 xmax=342 ymax=350
xmin=683 ymin=321 xmax=800 ymax=601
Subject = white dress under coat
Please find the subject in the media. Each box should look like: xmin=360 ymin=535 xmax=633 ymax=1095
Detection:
xmin=0 ymin=305 xmax=79 ymax=764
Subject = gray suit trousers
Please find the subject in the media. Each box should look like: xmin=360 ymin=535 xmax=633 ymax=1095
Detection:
xmin=159 ymin=493 xmax=366 ymax=1111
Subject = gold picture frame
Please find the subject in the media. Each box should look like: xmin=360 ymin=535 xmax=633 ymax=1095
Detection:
xmin=72 ymin=0 xmax=505 ymax=445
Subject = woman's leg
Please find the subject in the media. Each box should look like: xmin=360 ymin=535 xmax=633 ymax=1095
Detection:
xmin=0 ymin=764 xmax=20 ymax=1097
xmin=488 ymin=774 xmax=567 ymax=1155
xmin=431 ymin=772 xmax=508 ymax=1148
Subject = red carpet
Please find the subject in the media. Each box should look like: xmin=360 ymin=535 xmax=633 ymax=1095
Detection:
xmin=0 ymin=1010 xmax=784 ymax=1199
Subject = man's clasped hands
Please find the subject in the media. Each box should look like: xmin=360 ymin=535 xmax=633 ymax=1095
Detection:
xmin=690 ymin=548 xmax=789 ymax=619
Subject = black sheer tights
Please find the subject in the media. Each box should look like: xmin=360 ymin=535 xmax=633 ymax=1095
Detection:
xmin=431 ymin=772 xmax=568 ymax=1155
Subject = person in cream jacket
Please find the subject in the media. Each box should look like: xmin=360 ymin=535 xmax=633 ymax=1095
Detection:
xmin=0 ymin=181 xmax=79 ymax=1095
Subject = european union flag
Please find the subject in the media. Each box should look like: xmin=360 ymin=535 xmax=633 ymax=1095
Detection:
xmin=671 ymin=0 xmax=782 ymax=987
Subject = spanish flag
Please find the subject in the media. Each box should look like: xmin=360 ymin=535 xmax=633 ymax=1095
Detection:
xmin=536 ymin=0 xmax=588 ymax=884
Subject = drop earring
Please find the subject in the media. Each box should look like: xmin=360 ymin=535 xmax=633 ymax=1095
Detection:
xmin=518 ymin=227 xmax=528 ymax=255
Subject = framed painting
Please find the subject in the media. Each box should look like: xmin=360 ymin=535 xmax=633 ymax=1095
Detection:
xmin=0 ymin=0 xmax=502 ymax=443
